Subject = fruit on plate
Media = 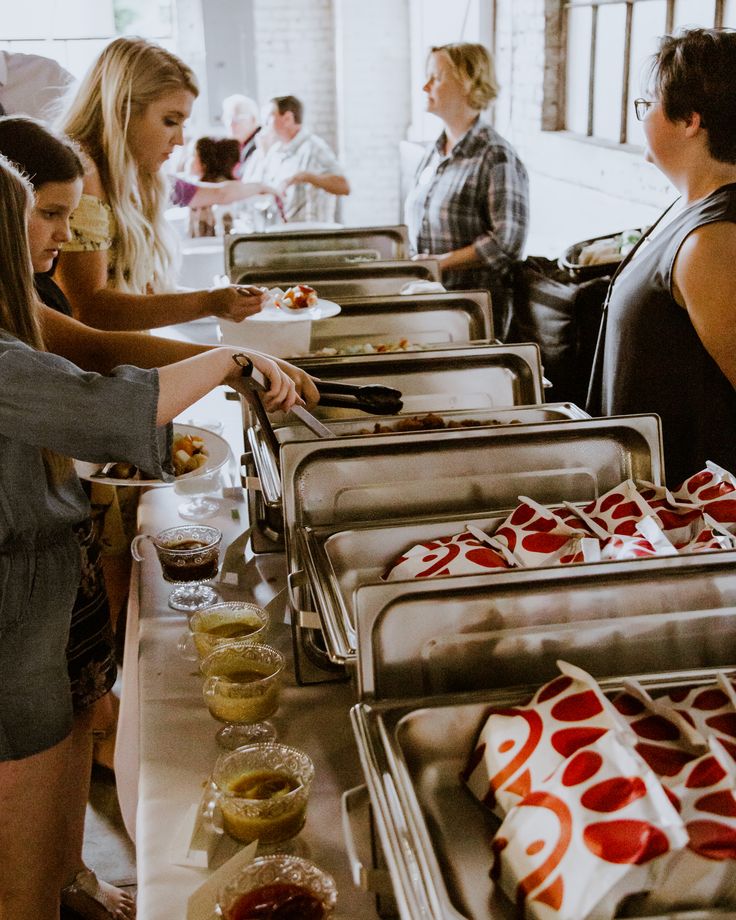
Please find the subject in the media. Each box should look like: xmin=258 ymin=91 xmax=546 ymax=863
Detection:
xmin=281 ymin=284 xmax=318 ymax=310
xmin=172 ymin=433 xmax=209 ymax=476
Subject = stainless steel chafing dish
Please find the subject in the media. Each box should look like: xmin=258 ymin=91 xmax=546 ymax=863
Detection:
xmin=226 ymin=224 xmax=409 ymax=272
xmin=302 ymin=289 xmax=494 ymax=354
xmin=282 ymin=414 xmax=664 ymax=669
xmin=347 ymin=666 xmax=736 ymax=920
xmin=230 ymin=258 xmax=440 ymax=297
xmin=243 ymin=343 xmax=544 ymax=552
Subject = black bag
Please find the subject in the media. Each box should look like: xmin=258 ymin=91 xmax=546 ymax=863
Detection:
xmin=510 ymin=257 xmax=610 ymax=406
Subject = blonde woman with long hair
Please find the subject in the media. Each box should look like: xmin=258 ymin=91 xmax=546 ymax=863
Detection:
xmin=56 ymin=37 xmax=265 ymax=329
xmin=0 ymin=152 xmax=301 ymax=920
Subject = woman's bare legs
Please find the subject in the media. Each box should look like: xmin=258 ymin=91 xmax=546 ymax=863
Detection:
xmin=0 ymin=733 xmax=71 ymax=920
xmin=61 ymin=699 xmax=135 ymax=920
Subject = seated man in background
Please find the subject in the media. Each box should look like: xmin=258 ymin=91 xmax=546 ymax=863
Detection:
xmin=221 ymin=93 xmax=261 ymax=176
xmin=245 ymin=94 xmax=349 ymax=223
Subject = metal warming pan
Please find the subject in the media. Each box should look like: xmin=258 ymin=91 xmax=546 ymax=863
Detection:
xmin=347 ymin=667 xmax=736 ymax=920
xmin=243 ymin=343 xmax=544 ymax=551
xmin=226 ymin=224 xmax=409 ymax=273
xmin=282 ymin=414 xmax=663 ymax=667
xmin=303 ymin=290 xmax=493 ymax=355
xmin=231 ymin=258 xmax=440 ymax=297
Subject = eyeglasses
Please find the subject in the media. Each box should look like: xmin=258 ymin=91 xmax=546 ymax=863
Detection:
xmin=634 ymin=98 xmax=655 ymax=121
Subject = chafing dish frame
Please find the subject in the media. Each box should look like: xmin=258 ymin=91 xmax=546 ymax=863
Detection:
xmin=226 ymin=224 xmax=410 ymax=273
xmin=350 ymin=667 xmax=736 ymax=920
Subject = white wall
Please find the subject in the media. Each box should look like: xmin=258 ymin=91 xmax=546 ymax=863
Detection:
xmin=334 ymin=0 xmax=411 ymax=226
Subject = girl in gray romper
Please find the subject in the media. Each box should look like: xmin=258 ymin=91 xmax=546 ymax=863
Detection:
xmin=0 ymin=153 xmax=304 ymax=919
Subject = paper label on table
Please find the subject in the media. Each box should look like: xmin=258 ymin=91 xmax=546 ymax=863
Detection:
xmin=170 ymin=796 xmax=221 ymax=869
xmin=187 ymin=840 xmax=258 ymax=920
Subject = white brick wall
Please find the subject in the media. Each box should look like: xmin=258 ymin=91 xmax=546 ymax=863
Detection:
xmin=334 ymin=0 xmax=411 ymax=226
xmin=252 ymin=0 xmax=338 ymax=150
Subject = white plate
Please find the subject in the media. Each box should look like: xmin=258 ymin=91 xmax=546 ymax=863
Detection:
xmin=246 ymin=298 xmax=341 ymax=322
xmin=74 ymin=424 xmax=230 ymax=487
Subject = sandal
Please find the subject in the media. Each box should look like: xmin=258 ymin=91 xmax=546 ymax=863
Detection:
xmin=61 ymin=867 xmax=136 ymax=920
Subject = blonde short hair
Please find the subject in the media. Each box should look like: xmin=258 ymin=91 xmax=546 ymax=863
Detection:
xmin=431 ymin=42 xmax=498 ymax=110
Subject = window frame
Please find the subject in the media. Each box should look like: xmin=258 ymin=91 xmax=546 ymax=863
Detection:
xmin=560 ymin=0 xmax=729 ymax=144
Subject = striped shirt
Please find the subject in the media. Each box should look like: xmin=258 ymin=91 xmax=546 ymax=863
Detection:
xmin=405 ymin=117 xmax=529 ymax=317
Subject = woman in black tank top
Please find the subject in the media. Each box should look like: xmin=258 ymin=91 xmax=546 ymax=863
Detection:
xmin=591 ymin=29 xmax=736 ymax=486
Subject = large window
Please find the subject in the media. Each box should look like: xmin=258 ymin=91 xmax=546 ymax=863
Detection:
xmin=563 ymin=0 xmax=736 ymax=146
xmin=2 ymin=0 xmax=174 ymax=79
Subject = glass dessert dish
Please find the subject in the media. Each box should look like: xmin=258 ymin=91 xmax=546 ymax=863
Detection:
xmin=217 ymin=854 xmax=336 ymax=919
xmin=179 ymin=602 xmax=269 ymax=661
xmin=131 ymin=524 xmax=222 ymax=611
xmin=201 ymin=642 xmax=284 ymax=749
xmin=210 ymin=745 xmax=315 ymax=850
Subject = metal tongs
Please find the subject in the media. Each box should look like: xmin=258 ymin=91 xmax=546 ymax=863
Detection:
xmin=231 ymin=354 xmax=405 ymax=439
xmin=232 ymin=354 xmax=334 ymax=440
xmin=314 ymin=380 xmax=403 ymax=415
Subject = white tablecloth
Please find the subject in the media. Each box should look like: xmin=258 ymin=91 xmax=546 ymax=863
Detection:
xmin=114 ymin=385 xmax=378 ymax=919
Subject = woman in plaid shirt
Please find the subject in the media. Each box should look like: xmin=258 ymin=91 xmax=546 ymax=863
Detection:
xmin=406 ymin=43 xmax=529 ymax=340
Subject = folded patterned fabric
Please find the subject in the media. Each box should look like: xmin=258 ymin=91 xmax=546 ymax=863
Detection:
xmin=382 ymin=528 xmax=509 ymax=581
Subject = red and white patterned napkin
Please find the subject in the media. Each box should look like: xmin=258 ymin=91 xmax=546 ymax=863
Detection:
xmin=382 ymin=528 xmax=509 ymax=581
xmin=491 ymin=730 xmax=687 ymax=920
xmin=643 ymin=739 xmax=736 ymax=912
xmin=463 ymin=662 xmax=626 ymax=817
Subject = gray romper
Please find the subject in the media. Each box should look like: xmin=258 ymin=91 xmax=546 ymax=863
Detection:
xmin=0 ymin=333 xmax=172 ymax=760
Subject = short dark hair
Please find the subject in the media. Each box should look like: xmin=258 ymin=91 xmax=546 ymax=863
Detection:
xmin=194 ymin=136 xmax=241 ymax=182
xmin=0 ymin=116 xmax=85 ymax=189
xmin=652 ymin=28 xmax=736 ymax=164
xmin=272 ymin=95 xmax=303 ymax=125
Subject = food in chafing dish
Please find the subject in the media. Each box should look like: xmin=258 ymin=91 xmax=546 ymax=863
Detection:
xmin=463 ymin=660 xmax=736 ymax=919
xmin=361 ymin=412 xmax=520 ymax=434
xmin=381 ymin=463 xmax=736 ymax=580
xmin=280 ymin=283 xmax=319 ymax=310
xmin=171 ymin=432 xmax=209 ymax=477
xmin=307 ymin=338 xmax=424 ymax=356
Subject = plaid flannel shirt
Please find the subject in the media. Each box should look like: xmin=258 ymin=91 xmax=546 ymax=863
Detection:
xmin=405 ymin=118 xmax=529 ymax=304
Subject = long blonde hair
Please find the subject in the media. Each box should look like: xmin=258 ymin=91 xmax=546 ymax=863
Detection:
xmin=61 ymin=37 xmax=199 ymax=294
xmin=0 ymin=155 xmax=72 ymax=481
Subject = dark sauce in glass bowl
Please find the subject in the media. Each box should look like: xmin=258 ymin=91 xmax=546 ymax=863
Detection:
xmin=225 ymin=882 xmax=325 ymax=919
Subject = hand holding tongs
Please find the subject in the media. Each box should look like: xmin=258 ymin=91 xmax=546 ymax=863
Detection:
xmin=231 ymin=354 xmax=333 ymax=439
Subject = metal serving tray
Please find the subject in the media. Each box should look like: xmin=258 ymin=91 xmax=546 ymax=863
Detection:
xmin=281 ymin=414 xmax=662 ymax=662
xmin=350 ymin=667 xmax=736 ymax=920
xmin=226 ymin=224 xmax=409 ymax=272
xmin=304 ymin=290 xmax=493 ymax=354
xmin=243 ymin=344 xmax=544 ymax=551
xmin=355 ymin=547 xmax=736 ymax=699
xmin=250 ymin=403 xmax=589 ymax=511
xmin=276 ymin=343 xmax=543 ymax=421
xmin=231 ymin=258 xmax=441 ymax=297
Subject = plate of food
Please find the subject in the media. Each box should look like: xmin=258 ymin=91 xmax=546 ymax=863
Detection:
xmin=74 ymin=424 xmax=230 ymax=487
xmin=248 ymin=285 xmax=341 ymax=321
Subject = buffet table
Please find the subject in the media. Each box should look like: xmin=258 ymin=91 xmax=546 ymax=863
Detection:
xmin=114 ymin=381 xmax=378 ymax=919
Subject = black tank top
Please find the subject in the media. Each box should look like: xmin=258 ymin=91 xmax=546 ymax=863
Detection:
xmin=599 ymin=183 xmax=736 ymax=486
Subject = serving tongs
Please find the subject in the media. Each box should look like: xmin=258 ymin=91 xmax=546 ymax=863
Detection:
xmin=314 ymin=380 xmax=403 ymax=415
xmin=231 ymin=354 xmax=333 ymax=442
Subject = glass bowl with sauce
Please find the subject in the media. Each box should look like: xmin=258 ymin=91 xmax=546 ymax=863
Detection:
xmin=201 ymin=642 xmax=284 ymax=748
xmin=179 ymin=602 xmax=269 ymax=661
xmin=217 ymin=854 xmax=336 ymax=920
xmin=211 ymin=744 xmax=315 ymax=848
xmin=131 ymin=523 xmax=222 ymax=611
